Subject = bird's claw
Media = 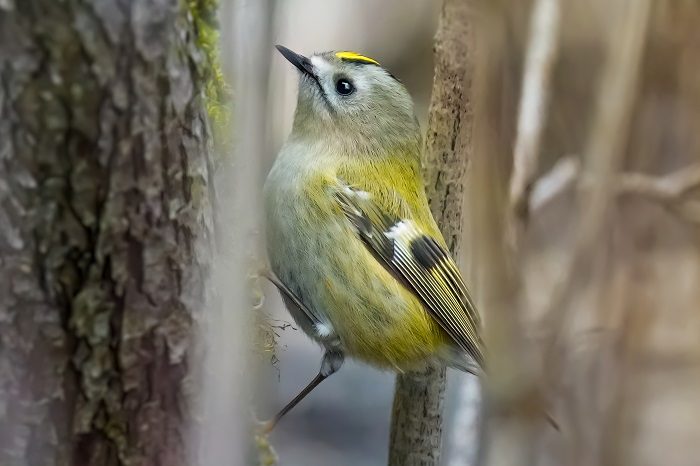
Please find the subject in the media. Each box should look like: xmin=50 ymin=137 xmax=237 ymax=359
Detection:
xmin=251 ymin=409 xmax=277 ymax=436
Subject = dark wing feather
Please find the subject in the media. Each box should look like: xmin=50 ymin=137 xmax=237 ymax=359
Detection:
xmin=334 ymin=186 xmax=485 ymax=369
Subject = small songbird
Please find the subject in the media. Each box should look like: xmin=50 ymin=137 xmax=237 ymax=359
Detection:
xmin=262 ymin=45 xmax=484 ymax=432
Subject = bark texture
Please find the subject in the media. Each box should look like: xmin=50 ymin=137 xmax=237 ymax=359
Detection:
xmin=388 ymin=1 xmax=475 ymax=465
xmin=0 ymin=1 xmax=213 ymax=465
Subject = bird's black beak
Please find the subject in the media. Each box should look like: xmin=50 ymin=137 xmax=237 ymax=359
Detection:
xmin=275 ymin=45 xmax=315 ymax=77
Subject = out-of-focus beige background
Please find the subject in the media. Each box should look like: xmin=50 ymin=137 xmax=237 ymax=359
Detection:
xmin=258 ymin=2 xmax=448 ymax=465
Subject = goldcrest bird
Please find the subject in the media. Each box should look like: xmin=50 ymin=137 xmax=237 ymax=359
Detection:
xmin=262 ymin=45 xmax=484 ymax=432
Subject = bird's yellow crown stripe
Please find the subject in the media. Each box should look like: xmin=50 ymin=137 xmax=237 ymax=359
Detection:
xmin=335 ymin=51 xmax=380 ymax=66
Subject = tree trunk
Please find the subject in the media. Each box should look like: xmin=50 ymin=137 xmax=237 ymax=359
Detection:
xmin=388 ymin=1 xmax=475 ymax=465
xmin=0 ymin=1 xmax=213 ymax=464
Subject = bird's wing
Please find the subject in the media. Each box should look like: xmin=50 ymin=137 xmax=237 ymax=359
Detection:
xmin=332 ymin=182 xmax=485 ymax=369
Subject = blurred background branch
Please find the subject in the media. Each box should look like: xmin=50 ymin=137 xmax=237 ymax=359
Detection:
xmin=509 ymin=0 xmax=562 ymax=240
xmin=540 ymin=0 xmax=652 ymax=396
xmin=193 ymin=1 xmax=273 ymax=465
xmin=532 ymin=156 xmax=700 ymax=224
xmin=467 ymin=0 xmax=700 ymax=465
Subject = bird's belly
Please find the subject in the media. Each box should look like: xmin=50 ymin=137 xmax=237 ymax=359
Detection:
xmin=323 ymin=273 xmax=450 ymax=371
xmin=266 ymin=195 xmax=449 ymax=371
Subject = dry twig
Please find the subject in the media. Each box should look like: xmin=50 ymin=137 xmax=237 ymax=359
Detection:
xmin=619 ymin=165 xmax=700 ymax=204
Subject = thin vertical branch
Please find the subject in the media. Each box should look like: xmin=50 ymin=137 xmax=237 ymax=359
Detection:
xmin=389 ymin=367 xmax=448 ymax=466
xmin=388 ymin=0 xmax=475 ymax=464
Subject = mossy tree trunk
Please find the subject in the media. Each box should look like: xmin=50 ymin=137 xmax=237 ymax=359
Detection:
xmin=387 ymin=1 xmax=475 ymax=465
xmin=0 ymin=1 xmax=213 ymax=464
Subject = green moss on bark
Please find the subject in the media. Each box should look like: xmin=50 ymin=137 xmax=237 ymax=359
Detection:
xmin=186 ymin=0 xmax=231 ymax=145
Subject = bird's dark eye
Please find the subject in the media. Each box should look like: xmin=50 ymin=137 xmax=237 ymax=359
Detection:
xmin=335 ymin=78 xmax=355 ymax=96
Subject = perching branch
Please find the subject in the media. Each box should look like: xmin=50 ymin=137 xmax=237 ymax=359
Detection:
xmin=388 ymin=1 xmax=475 ymax=465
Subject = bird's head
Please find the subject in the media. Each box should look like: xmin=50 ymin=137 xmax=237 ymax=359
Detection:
xmin=276 ymin=45 xmax=420 ymax=154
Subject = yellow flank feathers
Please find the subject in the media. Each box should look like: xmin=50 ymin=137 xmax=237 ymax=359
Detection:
xmin=335 ymin=51 xmax=380 ymax=66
